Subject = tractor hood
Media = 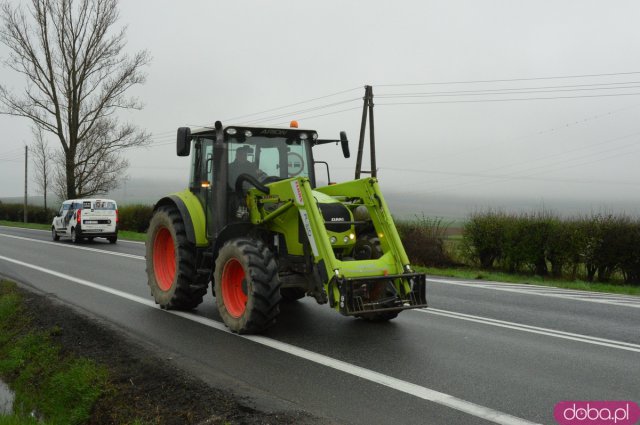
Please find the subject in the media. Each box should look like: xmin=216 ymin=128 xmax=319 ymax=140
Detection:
xmin=313 ymin=190 xmax=352 ymax=233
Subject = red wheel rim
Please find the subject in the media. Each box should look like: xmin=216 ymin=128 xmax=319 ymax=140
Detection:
xmin=221 ymin=258 xmax=247 ymax=318
xmin=153 ymin=227 xmax=175 ymax=291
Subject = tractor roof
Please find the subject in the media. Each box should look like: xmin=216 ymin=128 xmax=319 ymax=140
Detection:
xmin=188 ymin=124 xmax=318 ymax=141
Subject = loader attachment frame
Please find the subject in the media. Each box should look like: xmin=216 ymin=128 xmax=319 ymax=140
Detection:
xmin=246 ymin=176 xmax=428 ymax=315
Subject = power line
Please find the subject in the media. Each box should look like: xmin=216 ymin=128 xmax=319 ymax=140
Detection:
xmin=0 ymin=147 xmax=24 ymax=159
xmin=240 ymin=98 xmax=360 ymax=125
xmin=381 ymin=167 xmax=640 ymax=187
xmin=376 ymin=92 xmax=640 ymax=106
xmin=392 ymin=131 xmax=640 ymax=196
xmin=0 ymin=155 xmax=23 ymax=162
xmin=376 ymin=84 xmax=640 ymax=99
xmin=224 ymin=86 xmax=362 ymax=122
xmin=375 ymin=70 xmax=640 ymax=87
xmin=376 ymin=80 xmax=640 ymax=98
xmin=146 ymin=86 xmax=362 ymax=139
xmin=268 ymin=106 xmax=363 ymax=126
xmin=426 ymin=103 xmax=640 ymax=164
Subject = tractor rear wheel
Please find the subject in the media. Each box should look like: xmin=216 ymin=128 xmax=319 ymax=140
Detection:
xmin=146 ymin=205 xmax=208 ymax=310
xmin=214 ymin=238 xmax=281 ymax=334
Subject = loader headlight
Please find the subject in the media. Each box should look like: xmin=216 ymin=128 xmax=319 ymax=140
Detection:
xmin=330 ymin=236 xmax=337 ymax=244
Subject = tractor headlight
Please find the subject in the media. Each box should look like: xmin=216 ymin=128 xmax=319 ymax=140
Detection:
xmin=244 ymin=130 xmax=253 ymax=137
xmin=330 ymin=236 xmax=337 ymax=244
xmin=312 ymin=132 xmax=318 ymax=140
xmin=343 ymin=236 xmax=349 ymax=244
xmin=299 ymin=133 xmax=308 ymax=140
xmin=226 ymin=128 xmax=237 ymax=135
xmin=349 ymin=233 xmax=355 ymax=240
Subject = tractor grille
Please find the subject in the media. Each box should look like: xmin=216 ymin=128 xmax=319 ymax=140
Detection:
xmin=318 ymin=203 xmax=351 ymax=233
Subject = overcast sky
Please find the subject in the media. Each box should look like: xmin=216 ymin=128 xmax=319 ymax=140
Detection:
xmin=1 ymin=0 xmax=640 ymax=215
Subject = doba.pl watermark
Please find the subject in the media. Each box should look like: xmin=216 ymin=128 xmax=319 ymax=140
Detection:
xmin=554 ymin=401 xmax=640 ymax=425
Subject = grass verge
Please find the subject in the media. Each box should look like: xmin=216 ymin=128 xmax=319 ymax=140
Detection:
xmin=0 ymin=220 xmax=146 ymax=242
xmin=0 ymin=280 xmax=107 ymax=424
xmin=420 ymin=266 xmax=640 ymax=296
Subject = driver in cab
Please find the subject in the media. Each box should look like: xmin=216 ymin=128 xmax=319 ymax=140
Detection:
xmin=229 ymin=145 xmax=267 ymax=191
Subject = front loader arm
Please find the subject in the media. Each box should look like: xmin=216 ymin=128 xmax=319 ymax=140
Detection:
xmin=247 ymin=177 xmax=427 ymax=315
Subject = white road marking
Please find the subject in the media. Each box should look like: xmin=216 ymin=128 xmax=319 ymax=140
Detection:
xmin=0 ymin=232 xmax=144 ymax=261
xmin=0 ymin=254 xmax=539 ymax=425
xmin=428 ymin=277 xmax=640 ymax=309
xmin=417 ymin=308 xmax=640 ymax=353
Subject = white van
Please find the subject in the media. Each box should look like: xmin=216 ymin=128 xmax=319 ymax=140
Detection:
xmin=52 ymin=198 xmax=118 ymax=244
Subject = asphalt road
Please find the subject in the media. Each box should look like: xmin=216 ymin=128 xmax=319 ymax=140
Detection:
xmin=0 ymin=225 xmax=638 ymax=425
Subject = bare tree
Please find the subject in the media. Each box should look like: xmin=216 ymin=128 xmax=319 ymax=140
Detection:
xmin=30 ymin=126 xmax=52 ymax=210
xmin=0 ymin=0 xmax=151 ymax=199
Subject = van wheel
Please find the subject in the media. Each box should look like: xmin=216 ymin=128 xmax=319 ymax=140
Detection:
xmin=71 ymin=228 xmax=81 ymax=244
xmin=146 ymin=205 xmax=208 ymax=310
xmin=108 ymin=235 xmax=117 ymax=244
xmin=51 ymin=227 xmax=59 ymax=241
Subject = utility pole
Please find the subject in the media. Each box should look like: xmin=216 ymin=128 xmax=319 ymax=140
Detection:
xmin=355 ymin=85 xmax=377 ymax=179
xmin=23 ymin=145 xmax=28 ymax=222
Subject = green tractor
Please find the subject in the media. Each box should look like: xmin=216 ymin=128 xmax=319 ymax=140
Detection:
xmin=145 ymin=120 xmax=427 ymax=333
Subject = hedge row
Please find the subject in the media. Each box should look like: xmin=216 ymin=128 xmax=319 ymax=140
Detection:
xmin=397 ymin=215 xmax=455 ymax=267
xmin=0 ymin=202 xmax=56 ymax=224
xmin=117 ymin=204 xmax=154 ymax=233
xmin=461 ymin=210 xmax=640 ymax=284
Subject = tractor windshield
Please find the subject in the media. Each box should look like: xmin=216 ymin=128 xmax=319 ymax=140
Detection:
xmin=227 ymin=136 xmax=313 ymax=188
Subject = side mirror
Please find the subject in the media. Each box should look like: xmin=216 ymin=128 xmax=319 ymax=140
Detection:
xmin=340 ymin=131 xmax=350 ymax=158
xmin=177 ymin=127 xmax=192 ymax=157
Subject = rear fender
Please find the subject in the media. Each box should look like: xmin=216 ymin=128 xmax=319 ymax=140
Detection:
xmin=154 ymin=190 xmax=208 ymax=247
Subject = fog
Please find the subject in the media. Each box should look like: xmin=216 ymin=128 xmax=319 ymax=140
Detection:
xmin=1 ymin=0 xmax=639 ymax=219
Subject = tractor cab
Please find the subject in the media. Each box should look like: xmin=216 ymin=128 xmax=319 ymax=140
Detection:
xmin=178 ymin=121 xmax=348 ymax=237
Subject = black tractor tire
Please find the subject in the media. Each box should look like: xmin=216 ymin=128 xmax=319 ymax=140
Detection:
xmin=146 ymin=205 xmax=208 ymax=310
xmin=214 ymin=238 xmax=281 ymax=334
xmin=353 ymin=233 xmax=383 ymax=260
xmin=280 ymin=287 xmax=306 ymax=302
xmin=51 ymin=227 xmax=59 ymax=241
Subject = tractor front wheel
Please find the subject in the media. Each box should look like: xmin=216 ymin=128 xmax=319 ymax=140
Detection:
xmin=146 ymin=205 xmax=208 ymax=310
xmin=214 ymin=238 xmax=281 ymax=334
